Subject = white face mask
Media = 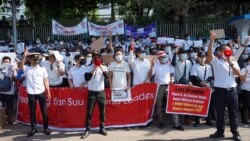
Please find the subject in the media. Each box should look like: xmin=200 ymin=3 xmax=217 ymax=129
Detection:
xmin=59 ymin=41 xmax=64 ymax=45
xmin=181 ymin=54 xmax=187 ymax=60
xmin=190 ymin=53 xmax=197 ymax=59
xmin=61 ymin=51 xmax=66 ymax=56
xmin=36 ymin=40 xmax=41 ymax=44
xmin=165 ymin=47 xmax=171 ymax=53
xmin=85 ymin=57 xmax=92 ymax=66
xmin=115 ymin=55 xmax=123 ymax=62
xmin=105 ymin=41 xmax=110 ymax=45
xmin=140 ymin=53 xmax=146 ymax=59
xmin=160 ymin=58 xmax=167 ymax=64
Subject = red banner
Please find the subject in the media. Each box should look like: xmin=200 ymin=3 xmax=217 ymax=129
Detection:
xmin=17 ymin=83 xmax=158 ymax=130
xmin=166 ymin=84 xmax=212 ymax=117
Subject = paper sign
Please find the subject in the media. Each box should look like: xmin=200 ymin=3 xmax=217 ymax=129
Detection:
xmin=17 ymin=43 xmax=25 ymax=53
xmin=174 ymin=39 xmax=185 ymax=47
xmin=90 ymin=37 xmax=105 ymax=52
xmin=245 ymin=36 xmax=250 ymax=45
xmin=112 ymin=88 xmax=132 ymax=102
xmin=0 ymin=46 xmax=9 ymax=52
xmin=165 ymin=37 xmax=175 ymax=44
xmin=0 ymin=53 xmax=16 ymax=65
xmin=212 ymin=29 xmax=225 ymax=39
xmin=101 ymin=54 xmax=114 ymax=65
xmin=157 ymin=37 xmax=167 ymax=44
xmin=193 ymin=40 xmax=203 ymax=47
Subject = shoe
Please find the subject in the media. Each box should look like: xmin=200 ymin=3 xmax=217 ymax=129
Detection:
xmin=81 ymin=130 xmax=90 ymax=139
xmin=44 ymin=128 xmax=51 ymax=135
xmin=193 ymin=122 xmax=200 ymax=127
xmin=158 ymin=123 xmax=165 ymax=129
xmin=209 ymin=131 xmax=224 ymax=138
xmin=233 ymin=133 xmax=242 ymax=141
xmin=173 ymin=125 xmax=184 ymax=131
xmin=241 ymin=120 xmax=250 ymax=124
xmin=205 ymin=121 xmax=214 ymax=126
xmin=100 ymin=128 xmax=107 ymax=136
xmin=27 ymin=129 xmax=38 ymax=137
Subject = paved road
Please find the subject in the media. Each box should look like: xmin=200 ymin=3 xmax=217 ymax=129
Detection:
xmin=1 ymin=122 xmax=250 ymax=141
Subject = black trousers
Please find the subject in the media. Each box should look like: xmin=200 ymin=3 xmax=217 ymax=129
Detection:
xmin=240 ymin=90 xmax=250 ymax=122
xmin=214 ymin=87 xmax=239 ymax=134
xmin=28 ymin=93 xmax=49 ymax=130
xmin=85 ymin=90 xmax=106 ymax=130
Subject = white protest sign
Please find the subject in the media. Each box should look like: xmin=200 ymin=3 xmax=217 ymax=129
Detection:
xmin=17 ymin=43 xmax=25 ymax=53
xmin=174 ymin=39 xmax=185 ymax=47
xmin=111 ymin=88 xmax=132 ymax=102
xmin=52 ymin=18 xmax=88 ymax=35
xmin=88 ymin=20 xmax=125 ymax=36
xmin=0 ymin=53 xmax=16 ymax=65
xmin=193 ymin=40 xmax=203 ymax=47
xmin=0 ymin=46 xmax=9 ymax=52
xmin=157 ymin=37 xmax=167 ymax=44
xmin=165 ymin=37 xmax=175 ymax=44
xmin=212 ymin=29 xmax=225 ymax=39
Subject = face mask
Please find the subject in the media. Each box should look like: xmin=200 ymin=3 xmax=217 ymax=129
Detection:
xmin=105 ymin=41 xmax=110 ymax=45
xmin=181 ymin=54 xmax=187 ymax=60
xmin=190 ymin=53 xmax=197 ymax=59
xmin=135 ymin=41 xmax=140 ymax=45
xmin=187 ymin=37 xmax=190 ymax=40
xmin=140 ymin=53 xmax=146 ymax=59
xmin=41 ymin=57 xmax=46 ymax=62
xmin=61 ymin=51 xmax=66 ymax=56
xmin=59 ymin=41 xmax=64 ymax=45
xmin=145 ymin=49 xmax=150 ymax=55
xmin=85 ymin=57 xmax=92 ymax=66
xmin=160 ymin=58 xmax=167 ymax=64
xmin=54 ymin=41 xmax=58 ymax=44
xmin=241 ymin=54 xmax=248 ymax=60
xmin=1 ymin=63 xmax=9 ymax=69
xmin=36 ymin=40 xmax=41 ymax=44
xmin=165 ymin=47 xmax=171 ymax=53
xmin=115 ymin=55 xmax=123 ymax=62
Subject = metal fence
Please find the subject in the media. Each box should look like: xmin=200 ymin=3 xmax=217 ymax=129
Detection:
xmin=0 ymin=22 xmax=237 ymax=41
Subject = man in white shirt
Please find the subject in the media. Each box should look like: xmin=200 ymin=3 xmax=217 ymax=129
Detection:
xmin=42 ymin=51 xmax=65 ymax=87
xmin=207 ymin=31 xmax=242 ymax=141
xmin=81 ymin=53 xmax=111 ymax=139
xmin=109 ymin=49 xmax=131 ymax=90
xmin=128 ymin=47 xmax=151 ymax=86
xmin=20 ymin=49 xmax=51 ymax=137
xmin=150 ymin=51 xmax=184 ymax=131
xmin=190 ymin=51 xmax=213 ymax=127
xmin=68 ymin=54 xmax=87 ymax=88
xmin=239 ymin=56 xmax=250 ymax=124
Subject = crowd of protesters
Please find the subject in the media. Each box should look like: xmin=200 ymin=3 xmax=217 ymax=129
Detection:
xmin=0 ymin=31 xmax=250 ymax=141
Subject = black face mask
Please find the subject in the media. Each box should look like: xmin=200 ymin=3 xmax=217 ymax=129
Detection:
xmin=79 ymin=59 xmax=85 ymax=65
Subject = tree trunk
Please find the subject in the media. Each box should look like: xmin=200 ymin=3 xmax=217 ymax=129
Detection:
xmin=179 ymin=14 xmax=188 ymax=39
xmin=111 ymin=2 xmax=115 ymax=22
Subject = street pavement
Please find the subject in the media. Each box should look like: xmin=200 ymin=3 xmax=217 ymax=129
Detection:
xmin=1 ymin=122 xmax=250 ymax=141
